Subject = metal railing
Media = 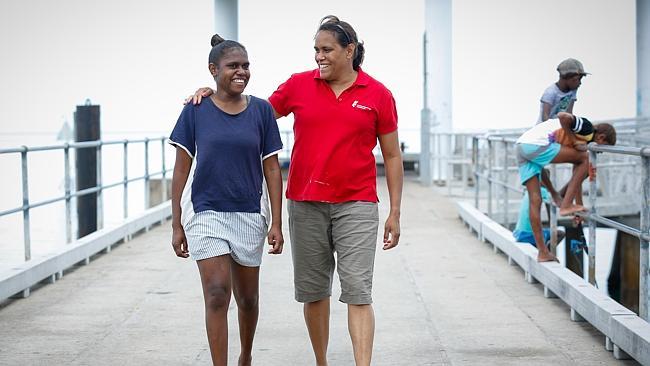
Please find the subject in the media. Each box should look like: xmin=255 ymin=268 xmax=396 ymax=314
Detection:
xmin=464 ymin=125 xmax=650 ymax=321
xmin=428 ymin=132 xmax=475 ymax=189
xmin=586 ymin=144 xmax=650 ymax=319
xmin=0 ymin=137 xmax=171 ymax=262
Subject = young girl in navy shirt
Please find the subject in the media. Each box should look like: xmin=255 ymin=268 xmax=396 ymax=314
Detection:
xmin=169 ymin=34 xmax=284 ymax=366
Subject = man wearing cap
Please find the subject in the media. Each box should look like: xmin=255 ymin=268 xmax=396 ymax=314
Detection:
xmin=537 ymin=58 xmax=589 ymax=124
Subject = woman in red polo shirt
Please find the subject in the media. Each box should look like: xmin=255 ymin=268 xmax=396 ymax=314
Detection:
xmin=190 ymin=15 xmax=403 ymax=366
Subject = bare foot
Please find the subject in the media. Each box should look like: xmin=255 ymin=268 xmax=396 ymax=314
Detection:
xmin=559 ymin=204 xmax=587 ymax=216
xmin=537 ymin=251 xmax=559 ymax=263
xmin=552 ymin=193 xmax=563 ymax=208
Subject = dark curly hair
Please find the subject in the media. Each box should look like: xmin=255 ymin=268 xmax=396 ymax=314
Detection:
xmin=208 ymin=33 xmax=247 ymax=65
xmin=316 ymin=15 xmax=365 ymax=71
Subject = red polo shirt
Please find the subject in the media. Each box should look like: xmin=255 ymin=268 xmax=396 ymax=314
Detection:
xmin=268 ymin=68 xmax=398 ymax=203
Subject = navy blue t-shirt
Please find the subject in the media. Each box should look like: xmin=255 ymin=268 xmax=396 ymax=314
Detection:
xmin=169 ymin=96 xmax=283 ymax=222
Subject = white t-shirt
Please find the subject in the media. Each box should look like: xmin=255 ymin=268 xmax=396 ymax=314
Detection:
xmin=537 ymin=83 xmax=577 ymax=123
xmin=517 ymin=118 xmax=561 ymax=145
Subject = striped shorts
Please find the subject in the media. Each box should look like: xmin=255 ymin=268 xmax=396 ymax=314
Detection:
xmin=183 ymin=210 xmax=267 ymax=266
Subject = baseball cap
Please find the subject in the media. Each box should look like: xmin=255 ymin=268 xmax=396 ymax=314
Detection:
xmin=557 ymin=58 xmax=589 ymax=76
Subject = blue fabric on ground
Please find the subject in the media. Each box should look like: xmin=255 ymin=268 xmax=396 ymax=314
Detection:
xmin=513 ymin=228 xmax=551 ymax=247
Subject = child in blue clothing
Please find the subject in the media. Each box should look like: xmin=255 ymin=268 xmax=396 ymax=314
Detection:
xmin=513 ymin=187 xmax=565 ymax=248
xmin=169 ymin=34 xmax=284 ymax=365
xmin=516 ymin=112 xmax=591 ymax=262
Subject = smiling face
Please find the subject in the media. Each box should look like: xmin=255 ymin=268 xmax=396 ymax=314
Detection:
xmin=314 ymin=30 xmax=354 ymax=81
xmin=209 ymin=48 xmax=250 ymax=96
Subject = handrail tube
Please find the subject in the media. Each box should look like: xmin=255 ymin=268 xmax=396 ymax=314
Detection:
xmin=589 ymin=143 xmax=650 ymax=157
xmin=475 ymin=173 xmax=524 ymax=194
xmin=486 ymin=136 xmax=517 ymax=144
xmin=582 ymin=212 xmax=649 ymax=241
xmin=0 ymin=206 xmax=25 ymax=217
xmin=0 ymin=171 xmax=177 ymax=219
xmin=0 ymin=137 xmax=168 ymax=155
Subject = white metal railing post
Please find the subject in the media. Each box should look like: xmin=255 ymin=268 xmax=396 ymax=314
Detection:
xmin=96 ymin=142 xmax=103 ymax=230
xmin=443 ymin=132 xmax=456 ymax=190
xmin=473 ymin=137 xmax=479 ymax=208
xmin=161 ymin=138 xmax=167 ymax=202
xmin=64 ymin=144 xmax=72 ymax=244
xmin=20 ymin=147 xmax=31 ymax=261
xmin=144 ymin=138 xmax=150 ymax=209
xmin=487 ymin=139 xmax=494 ymax=218
xmin=502 ymin=139 xmax=509 ymax=227
xmin=123 ymin=141 xmax=128 ymax=219
xmin=461 ymin=135 xmax=469 ymax=197
xmin=640 ymin=152 xmax=650 ymax=320
xmin=445 ymin=133 xmax=455 ymax=197
xmin=437 ymin=134 xmax=442 ymax=184
xmin=588 ymin=150 xmax=598 ymax=286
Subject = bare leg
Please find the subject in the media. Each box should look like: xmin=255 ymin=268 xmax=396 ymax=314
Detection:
xmin=558 ymin=164 xmax=588 ymax=206
xmin=304 ymin=298 xmax=330 ymax=366
xmin=524 ymin=175 xmax=557 ymax=262
xmin=540 ymin=168 xmax=562 ymax=207
xmin=231 ymin=260 xmax=260 ymax=366
xmin=348 ymin=304 xmax=375 ymax=366
xmin=550 ymin=147 xmax=589 ymax=215
xmin=196 ymin=255 xmax=232 ymax=366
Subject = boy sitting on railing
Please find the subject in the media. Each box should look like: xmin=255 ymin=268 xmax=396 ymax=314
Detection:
xmin=516 ymin=112 xmax=595 ymax=262
xmin=550 ymin=122 xmax=616 ymax=212
xmin=552 ymin=121 xmax=616 ymax=152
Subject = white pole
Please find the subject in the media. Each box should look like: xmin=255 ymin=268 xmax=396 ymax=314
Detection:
xmin=424 ymin=0 xmax=452 ymax=180
xmin=638 ymin=0 xmax=650 ymax=118
xmin=420 ymin=33 xmax=432 ymax=186
xmin=214 ymin=0 xmax=238 ymax=40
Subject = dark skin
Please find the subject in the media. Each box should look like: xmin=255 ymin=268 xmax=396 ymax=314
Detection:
xmin=171 ymin=48 xmax=284 ymax=366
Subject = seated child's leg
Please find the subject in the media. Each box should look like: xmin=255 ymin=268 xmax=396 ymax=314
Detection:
xmin=551 ymin=146 xmax=589 ymax=215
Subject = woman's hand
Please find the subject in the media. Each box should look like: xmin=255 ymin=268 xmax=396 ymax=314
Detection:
xmin=267 ymin=224 xmax=284 ymax=254
xmin=383 ymin=212 xmax=401 ymax=250
xmin=171 ymin=226 xmax=189 ymax=258
xmin=184 ymin=87 xmax=215 ymax=105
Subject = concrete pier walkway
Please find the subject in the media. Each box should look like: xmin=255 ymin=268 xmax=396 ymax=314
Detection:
xmin=0 ymin=178 xmax=640 ymax=365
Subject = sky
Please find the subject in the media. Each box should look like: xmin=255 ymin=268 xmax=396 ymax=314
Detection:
xmin=0 ymin=0 xmax=637 ymax=150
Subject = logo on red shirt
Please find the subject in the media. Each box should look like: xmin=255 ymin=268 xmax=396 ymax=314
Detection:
xmin=352 ymin=100 xmax=372 ymax=111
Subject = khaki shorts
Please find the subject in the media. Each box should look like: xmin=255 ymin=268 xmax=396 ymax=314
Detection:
xmin=288 ymin=200 xmax=378 ymax=305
